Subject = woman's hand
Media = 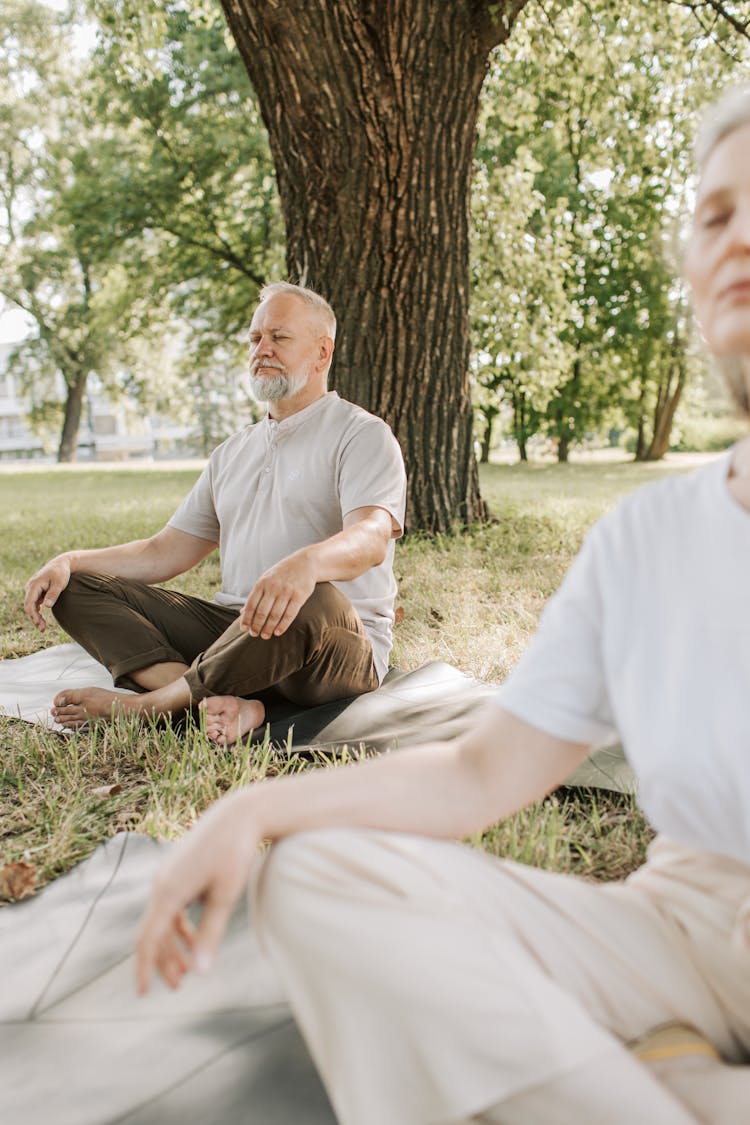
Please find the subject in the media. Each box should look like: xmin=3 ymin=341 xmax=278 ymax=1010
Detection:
xmin=135 ymin=790 xmax=259 ymax=995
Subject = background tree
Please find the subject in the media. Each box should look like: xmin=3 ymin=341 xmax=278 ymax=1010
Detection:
xmin=471 ymin=0 xmax=744 ymax=463
xmin=0 ymin=0 xmax=283 ymax=460
xmin=471 ymin=147 xmax=572 ymax=462
xmin=88 ymin=3 xmax=283 ymax=368
xmin=0 ymin=1 xmax=127 ymax=460
xmin=217 ymin=0 xmax=750 ymax=517
xmin=6 ymin=0 xmax=750 ymax=484
xmin=218 ymin=0 xmax=533 ymax=532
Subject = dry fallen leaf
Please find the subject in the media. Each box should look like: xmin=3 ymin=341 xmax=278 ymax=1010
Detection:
xmin=91 ymin=783 xmax=122 ymax=798
xmin=0 ymin=861 xmax=37 ymax=901
xmin=394 ymin=606 xmax=405 ymax=626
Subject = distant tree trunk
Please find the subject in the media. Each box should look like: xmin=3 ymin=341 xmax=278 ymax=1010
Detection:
xmin=220 ymin=0 xmax=528 ymax=532
xmin=637 ymin=332 xmax=687 ymax=462
xmin=551 ymin=358 xmax=581 ymax=462
xmin=644 ymin=374 xmax=684 ymax=460
xmin=633 ymin=374 xmax=648 ymax=461
xmin=512 ymin=390 xmax=529 ymax=462
xmin=480 ymin=417 xmax=492 ymax=464
xmin=57 ymin=371 xmax=87 ymax=462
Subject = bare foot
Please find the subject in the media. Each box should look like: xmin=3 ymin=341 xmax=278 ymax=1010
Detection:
xmin=51 ymin=686 xmax=141 ymax=728
xmin=199 ymin=696 xmax=265 ymax=746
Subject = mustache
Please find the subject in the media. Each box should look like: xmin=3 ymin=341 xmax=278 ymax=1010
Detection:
xmin=251 ymin=361 xmax=286 ymax=375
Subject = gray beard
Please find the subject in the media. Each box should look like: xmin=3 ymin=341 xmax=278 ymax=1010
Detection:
xmin=247 ymin=369 xmax=309 ymax=403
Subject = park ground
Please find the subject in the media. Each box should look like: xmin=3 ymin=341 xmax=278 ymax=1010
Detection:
xmin=0 ymin=451 xmax=719 ymax=898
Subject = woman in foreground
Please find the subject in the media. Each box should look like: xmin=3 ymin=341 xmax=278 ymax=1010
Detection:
xmin=135 ymin=89 xmax=750 ymax=1125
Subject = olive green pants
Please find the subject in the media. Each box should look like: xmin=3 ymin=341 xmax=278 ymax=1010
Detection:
xmin=52 ymin=572 xmax=378 ymax=706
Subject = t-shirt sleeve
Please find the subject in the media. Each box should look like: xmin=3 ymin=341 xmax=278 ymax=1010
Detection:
xmin=338 ymin=420 xmax=407 ymax=536
xmin=496 ymin=521 xmax=617 ymax=747
xmin=168 ymin=463 xmax=221 ymax=543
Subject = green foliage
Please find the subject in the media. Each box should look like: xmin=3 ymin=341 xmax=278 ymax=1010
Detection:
xmin=669 ymin=412 xmax=747 ymax=453
xmin=87 ymin=2 xmax=283 ymax=347
xmin=0 ymin=0 xmax=282 ymax=458
xmin=471 ymin=0 xmax=748 ymax=462
xmin=0 ymin=1 xmax=128 ymax=456
xmin=4 ymin=0 xmax=750 ymax=472
xmin=471 ymin=146 xmax=573 ymax=460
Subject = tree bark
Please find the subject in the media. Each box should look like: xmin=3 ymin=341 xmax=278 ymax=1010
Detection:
xmin=57 ymin=370 xmax=88 ymax=463
xmin=639 ymin=334 xmax=687 ymax=462
xmin=479 ymin=404 xmax=499 ymax=464
xmin=219 ymin=0 xmax=528 ymax=532
xmin=512 ymin=390 xmax=528 ymax=462
xmin=480 ymin=415 xmax=492 ymax=464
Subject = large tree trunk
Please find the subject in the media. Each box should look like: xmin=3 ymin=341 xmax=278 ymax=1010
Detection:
xmin=57 ymin=371 xmax=88 ymax=463
xmin=220 ymin=0 xmax=528 ymax=533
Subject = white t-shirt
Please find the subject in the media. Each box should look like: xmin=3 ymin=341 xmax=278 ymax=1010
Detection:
xmin=169 ymin=392 xmax=407 ymax=682
xmin=497 ymin=452 xmax=750 ymax=865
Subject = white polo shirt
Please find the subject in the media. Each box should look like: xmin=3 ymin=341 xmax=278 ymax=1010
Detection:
xmin=497 ymin=452 xmax=750 ymax=865
xmin=169 ymin=392 xmax=407 ymax=682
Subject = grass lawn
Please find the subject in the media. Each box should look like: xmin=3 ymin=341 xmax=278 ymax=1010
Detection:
xmin=0 ymin=453 xmax=714 ymax=897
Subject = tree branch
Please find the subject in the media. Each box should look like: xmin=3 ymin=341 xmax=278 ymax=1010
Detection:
xmin=664 ymin=0 xmax=750 ymax=40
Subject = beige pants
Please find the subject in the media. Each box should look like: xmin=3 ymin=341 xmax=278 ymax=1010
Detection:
xmin=251 ymin=830 xmax=750 ymax=1125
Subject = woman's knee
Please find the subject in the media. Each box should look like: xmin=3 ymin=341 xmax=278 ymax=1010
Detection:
xmin=252 ymin=829 xmax=348 ymax=947
xmin=252 ymin=827 xmax=463 ymax=947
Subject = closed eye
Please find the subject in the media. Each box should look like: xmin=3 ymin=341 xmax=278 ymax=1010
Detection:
xmin=702 ymin=210 xmax=733 ymax=229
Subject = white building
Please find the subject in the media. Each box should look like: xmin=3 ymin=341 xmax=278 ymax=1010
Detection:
xmin=0 ymin=344 xmax=194 ymax=462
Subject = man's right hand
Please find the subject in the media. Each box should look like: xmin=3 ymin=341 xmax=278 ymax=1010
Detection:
xmin=24 ymin=556 xmax=72 ymax=632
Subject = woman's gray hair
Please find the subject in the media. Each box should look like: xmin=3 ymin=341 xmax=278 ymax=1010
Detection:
xmin=695 ymin=85 xmax=750 ymax=171
xmin=694 ymin=87 xmax=750 ymax=419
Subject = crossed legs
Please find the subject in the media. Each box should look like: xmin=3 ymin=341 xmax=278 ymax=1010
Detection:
xmin=252 ymin=829 xmax=750 ymax=1125
xmin=50 ymin=572 xmax=377 ymax=740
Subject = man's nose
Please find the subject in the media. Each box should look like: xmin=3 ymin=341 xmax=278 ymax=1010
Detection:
xmin=253 ymin=335 xmax=274 ymax=356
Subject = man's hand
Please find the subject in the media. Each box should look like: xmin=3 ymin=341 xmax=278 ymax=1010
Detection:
xmin=135 ymin=791 xmax=259 ymax=995
xmin=24 ymin=556 xmax=72 ymax=632
xmin=239 ymin=553 xmax=317 ymax=639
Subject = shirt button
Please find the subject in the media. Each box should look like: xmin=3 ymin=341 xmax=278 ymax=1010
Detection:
xmin=264 ymin=466 xmax=271 ymax=473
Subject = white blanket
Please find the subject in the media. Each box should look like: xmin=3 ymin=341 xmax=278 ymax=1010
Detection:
xmin=0 ymin=643 xmax=132 ymax=729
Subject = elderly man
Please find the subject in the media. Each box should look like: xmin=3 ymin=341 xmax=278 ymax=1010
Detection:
xmin=24 ymin=282 xmax=406 ymax=744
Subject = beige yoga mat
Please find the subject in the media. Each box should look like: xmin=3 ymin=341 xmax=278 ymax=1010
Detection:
xmin=0 ymin=645 xmax=633 ymax=791
xmin=0 ymin=831 xmax=336 ymax=1125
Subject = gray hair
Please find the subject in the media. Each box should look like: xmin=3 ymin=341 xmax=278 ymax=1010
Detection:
xmin=695 ymin=84 xmax=750 ymax=171
xmin=258 ymin=280 xmax=337 ymax=340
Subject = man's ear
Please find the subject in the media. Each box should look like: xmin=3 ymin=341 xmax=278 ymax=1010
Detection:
xmin=318 ymin=335 xmax=335 ymax=368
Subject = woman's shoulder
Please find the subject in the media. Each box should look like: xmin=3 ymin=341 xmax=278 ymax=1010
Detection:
xmin=607 ymin=453 xmax=728 ymax=526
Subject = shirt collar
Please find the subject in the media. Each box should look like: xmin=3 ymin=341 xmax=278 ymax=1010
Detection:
xmin=264 ymin=391 xmax=337 ymax=437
